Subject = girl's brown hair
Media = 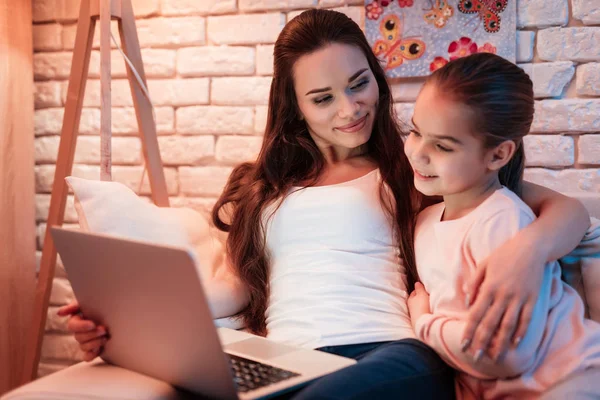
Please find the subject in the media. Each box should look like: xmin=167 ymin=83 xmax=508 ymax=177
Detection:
xmin=212 ymin=9 xmax=417 ymax=335
xmin=426 ymin=52 xmax=535 ymax=196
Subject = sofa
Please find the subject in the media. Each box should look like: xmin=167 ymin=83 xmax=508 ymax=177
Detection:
xmin=3 ymin=188 xmax=600 ymax=400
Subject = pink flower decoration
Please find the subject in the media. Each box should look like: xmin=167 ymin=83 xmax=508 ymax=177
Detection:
xmin=366 ymin=2 xmax=384 ymax=20
xmin=380 ymin=0 xmax=392 ymax=6
xmin=478 ymin=42 xmax=497 ymax=54
xmin=398 ymin=0 xmax=414 ymax=7
xmin=448 ymin=37 xmax=478 ymax=61
xmin=430 ymin=56 xmax=449 ymax=72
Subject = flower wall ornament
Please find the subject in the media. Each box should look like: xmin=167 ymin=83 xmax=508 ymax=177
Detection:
xmin=429 ymin=36 xmax=497 ymax=72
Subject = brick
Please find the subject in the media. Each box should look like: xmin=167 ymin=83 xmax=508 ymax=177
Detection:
xmin=523 ymin=135 xmax=574 ymax=167
xmin=240 ymin=0 xmax=287 ymax=11
xmin=137 ymin=17 xmax=206 ymax=47
xmin=215 ymin=136 xmax=263 ymax=164
xmin=36 ymin=135 xmax=141 ymax=165
xmin=255 ymin=106 xmax=269 ymax=134
xmin=110 ymin=106 xmax=175 ymax=135
xmin=35 ymin=82 xmax=62 ymax=109
xmin=35 ymin=194 xmax=78 ymax=223
xmin=531 ymin=99 xmax=600 ymax=133
xmin=287 ymin=10 xmax=305 ymax=21
xmin=331 ymin=6 xmax=364 ymax=27
xmin=207 ymin=14 xmax=285 ymax=45
xmin=61 ymin=21 xmax=120 ymax=51
xmin=179 ymin=167 xmax=233 ymax=196
xmin=177 ymin=106 xmax=254 ymax=135
xmin=211 ymin=77 xmax=271 ymax=106
xmin=578 ymin=135 xmax=600 ymax=165
xmin=35 ymin=251 xmax=68 ymax=279
xmin=76 ymin=79 xmax=134 ymax=108
xmin=148 ymin=79 xmax=210 ymax=106
xmin=524 ymin=168 xmax=600 ymax=193
xmin=320 ymin=0 xmax=363 ymax=6
xmin=516 ymin=31 xmax=535 ymax=63
xmin=290 ymin=0 xmax=319 ymax=6
xmin=35 ymin=108 xmax=64 ymax=136
xmin=33 ymin=0 xmax=58 ymax=22
xmin=256 ymin=45 xmax=275 ymax=76
xmin=131 ymin=0 xmax=160 ymax=17
xmin=572 ymin=0 xmax=600 ymax=25
xmin=158 ymin=136 xmax=215 ymax=165
xmin=87 ymin=49 xmax=176 ymax=79
xmin=34 ymin=52 xmax=73 ymax=80
xmin=519 ymin=62 xmax=575 ymax=98
xmin=35 ymin=164 xmax=179 ymax=195
xmin=161 ymin=0 xmax=237 ymax=16
xmin=517 ymin=0 xmax=568 ymax=28
xmin=538 ymin=27 xmax=600 ymax=62
xmin=576 ymin=63 xmax=600 ymax=96
xmin=178 ymin=47 xmax=255 ymax=77
xmin=33 ymin=24 xmax=62 ymax=51
xmin=391 ymin=81 xmax=424 ymax=102
xmin=41 ymin=333 xmax=81 ymax=362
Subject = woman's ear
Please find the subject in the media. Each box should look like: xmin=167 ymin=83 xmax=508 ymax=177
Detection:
xmin=487 ymin=140 xmax=517 ymax=172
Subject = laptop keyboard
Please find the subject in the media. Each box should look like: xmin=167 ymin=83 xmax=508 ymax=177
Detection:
xmin=227 ymin=353 xmax=301 ymax=393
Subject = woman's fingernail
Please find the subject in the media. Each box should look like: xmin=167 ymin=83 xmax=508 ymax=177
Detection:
xmin=461 ymin=339 xmax=471 ymax=351
xmin=474 ymin=349 xmax=484 ymax=363
xmin=514 ymin=336 xmax=522 ymax=346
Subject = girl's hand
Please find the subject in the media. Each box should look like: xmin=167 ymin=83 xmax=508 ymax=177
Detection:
xmin=57 ymin=301 xmax=109 ymax=362
xmin=461 ymin=233 xmax=544 ymax=361
xmin=408 ymin=282 xmax=431 ymax=330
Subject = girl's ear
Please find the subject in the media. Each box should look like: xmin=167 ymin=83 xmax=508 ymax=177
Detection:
xmin=487 ymin=140 xmax=517 ymax=172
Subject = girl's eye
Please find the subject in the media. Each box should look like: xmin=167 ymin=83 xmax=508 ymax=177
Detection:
xmin=351 ymin=79 xmax=369 ymax=91
xmin=410 ymin=130 xmax=421 ymax=137
xmin=436 ymin=144 xmax=452 ymax=152
xmin=314 ymin=95 xmax=333 ymax=105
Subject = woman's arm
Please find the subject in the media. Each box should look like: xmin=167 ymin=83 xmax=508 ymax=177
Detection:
xmin=462 ymin=183 xmax=589 ymax=361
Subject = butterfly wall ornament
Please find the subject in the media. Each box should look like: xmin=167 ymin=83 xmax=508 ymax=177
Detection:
xmin=423 ymin=0 xmax=454 ymax=28
xmin=457 ymin=0 xmax=507 ymax=33
xmin=372 ymin=14 xmax=426 ymax=70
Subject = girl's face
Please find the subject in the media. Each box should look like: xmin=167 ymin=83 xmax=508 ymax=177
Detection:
xmin=404 ymin=84 xmax=497 ymax=199
xmin=293 ymin=43 xmax=380 ymax=161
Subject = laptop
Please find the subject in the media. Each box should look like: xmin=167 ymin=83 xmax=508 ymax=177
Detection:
xmin=50 ymin=227 xmax=356 ymax=400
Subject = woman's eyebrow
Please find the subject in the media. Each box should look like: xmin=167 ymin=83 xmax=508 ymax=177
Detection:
xmin=305 ymin=68 xmax=368 ymax=96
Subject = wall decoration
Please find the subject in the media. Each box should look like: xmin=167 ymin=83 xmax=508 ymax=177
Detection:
xmin=365 ymin=0 xmax=516 ymax=77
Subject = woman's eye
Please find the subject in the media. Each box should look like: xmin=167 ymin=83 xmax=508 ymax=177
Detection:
xmin=314 ymin=95 xmax=333 ymax=105
xmin=351 ymin=79 xmax=369 ymax=91
xmin=410 ymin=130 xmax=421 ymax=137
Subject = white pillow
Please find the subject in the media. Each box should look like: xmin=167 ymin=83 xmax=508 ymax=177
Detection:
xmin=65 ymin=176 xmax=243 ymax=329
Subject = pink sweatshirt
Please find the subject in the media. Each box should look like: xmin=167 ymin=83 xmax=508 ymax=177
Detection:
xmin=414 ymin=187 xmax=600 ymax=399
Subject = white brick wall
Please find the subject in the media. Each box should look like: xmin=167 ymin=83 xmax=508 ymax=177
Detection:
xmin=31 ymin=0 xmax=600 ymax=376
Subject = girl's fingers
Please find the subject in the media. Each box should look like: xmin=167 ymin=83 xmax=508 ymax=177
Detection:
xmin=80 ymin=337 xmax=107 ymax=352
xmin=83 ymin=347 xmax=102 ymax=362
xmin=512 ymin=297 xmax=535 ymax=346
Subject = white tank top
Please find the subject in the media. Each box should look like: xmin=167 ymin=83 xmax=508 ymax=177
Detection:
xmin=263 ymin=169 xmax=415 ymax=349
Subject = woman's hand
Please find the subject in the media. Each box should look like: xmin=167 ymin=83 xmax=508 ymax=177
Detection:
xmin=408 ymin=282 xmax=431 ymax=331
xmin=461 ymin=232 xmax=544 ymax=361
xmin=57 ymin=301 xmax=109 ymax=362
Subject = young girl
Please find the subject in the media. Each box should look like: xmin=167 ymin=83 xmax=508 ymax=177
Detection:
xmin=60 ymin=11 xmax=591 ymax=399
xmin=407 ymin=52 xmax=600 ymax=399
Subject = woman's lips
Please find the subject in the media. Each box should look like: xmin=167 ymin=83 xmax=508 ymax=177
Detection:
xmin=335 ymin=114 xmax=368 ymax=133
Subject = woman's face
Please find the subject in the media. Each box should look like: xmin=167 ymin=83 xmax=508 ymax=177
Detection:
xmin=292 ymin=43 xmax=380 ymax=161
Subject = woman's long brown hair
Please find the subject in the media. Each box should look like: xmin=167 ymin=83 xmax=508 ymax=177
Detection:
xmin=212 ymin=9 xmax=418 ymax=336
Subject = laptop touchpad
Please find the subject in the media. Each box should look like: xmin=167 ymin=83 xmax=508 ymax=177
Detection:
xmin=224 ymin=338 xmax=297 ymax=360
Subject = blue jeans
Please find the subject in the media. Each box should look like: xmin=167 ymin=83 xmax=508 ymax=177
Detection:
xmin=279 ymin=338 xmax=455 ymax=399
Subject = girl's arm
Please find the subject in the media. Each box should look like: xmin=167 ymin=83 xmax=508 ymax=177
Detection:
xmin=462 ymin=182 xmax=589 ymax=360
